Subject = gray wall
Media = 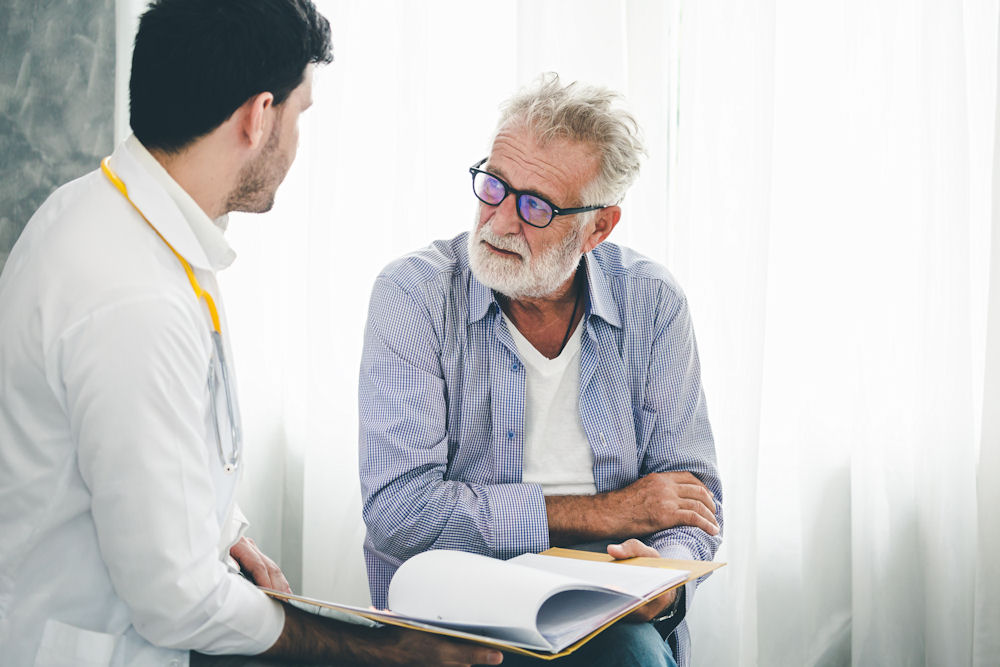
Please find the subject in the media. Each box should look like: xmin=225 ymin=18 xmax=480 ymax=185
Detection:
xmin=0 ymin=0 xmax=116 ymax=273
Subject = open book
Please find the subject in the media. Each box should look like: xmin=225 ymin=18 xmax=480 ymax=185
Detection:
xmin=263 ymin=548 xmax=724 ymax=660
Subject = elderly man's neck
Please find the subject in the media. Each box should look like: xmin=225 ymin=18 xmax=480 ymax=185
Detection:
xmin=500 ymin=268 xmax=584 ymax=358
xmin=503 ymin=270 xmax=579 ymax=314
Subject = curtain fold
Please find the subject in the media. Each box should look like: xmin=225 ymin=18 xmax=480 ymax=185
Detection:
xmin=676 ymin=1 xmax=997 ymax=665
xmin=974 ymin=5 xmax=1000 ymax=660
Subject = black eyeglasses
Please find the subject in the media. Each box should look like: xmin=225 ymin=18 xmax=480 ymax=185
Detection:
xmin=469 ymin=158 xmax=607 ymax=228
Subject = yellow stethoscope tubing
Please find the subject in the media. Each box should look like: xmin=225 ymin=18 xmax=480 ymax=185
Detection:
xmin=100 ymin=156 xmax=240 ymax=474
xmin=100 ymin=157 xmax=222 ymax=334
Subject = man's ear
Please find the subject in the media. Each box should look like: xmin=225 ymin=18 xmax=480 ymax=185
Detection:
xmin=581 ymin=205 xmax=622 ymax=254
xmin=239 ymin=92 xmax=275 ymax=149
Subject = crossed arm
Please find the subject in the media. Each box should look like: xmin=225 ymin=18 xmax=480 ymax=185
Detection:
xmin=359 ymin=276 xmax=723 ymax=620
xmin=545 ymin=471 xmax=720 ymax=621
xmin=231 ymin=464 xmax=718 ymax=664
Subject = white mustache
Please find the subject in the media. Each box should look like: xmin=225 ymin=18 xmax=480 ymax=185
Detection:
xmin=478 ymin=224 xmax=530 ymax=259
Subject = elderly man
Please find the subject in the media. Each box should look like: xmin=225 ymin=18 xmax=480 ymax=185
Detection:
xmin=359 ymin=74 xmax=723 ymax=667
xmin=0 ymin=1 xmax=502 ymax=665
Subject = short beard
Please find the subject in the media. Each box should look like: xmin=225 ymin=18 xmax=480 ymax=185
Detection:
xmin=226 ymin=116 xmax=285 ymax=214
xmin=467 ymin=217 xmax=586 ymax=299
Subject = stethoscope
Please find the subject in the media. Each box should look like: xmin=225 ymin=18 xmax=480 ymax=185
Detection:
xmin=101 ymin=157 xmax=241 ymax=474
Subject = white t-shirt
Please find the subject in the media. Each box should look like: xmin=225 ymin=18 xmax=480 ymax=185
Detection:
xmin=507 ymin=317 xmax=597 ymax=496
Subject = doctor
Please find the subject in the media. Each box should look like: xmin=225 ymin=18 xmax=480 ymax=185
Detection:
xmin=0 ymin=1 xmax=501 ymax=666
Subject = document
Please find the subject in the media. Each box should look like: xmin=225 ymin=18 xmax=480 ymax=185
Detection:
xmin=263 ymin=548 xmax=724 ymax=660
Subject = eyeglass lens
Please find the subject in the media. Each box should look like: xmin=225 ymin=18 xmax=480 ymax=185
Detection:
xmin=472 ymin=171 xmax=553 ymax=227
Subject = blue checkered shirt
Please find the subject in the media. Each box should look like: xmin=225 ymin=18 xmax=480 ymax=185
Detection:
xmin=359 ymin=233 xmax=722 ymax=666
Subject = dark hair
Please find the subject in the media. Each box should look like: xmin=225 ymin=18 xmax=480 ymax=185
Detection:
xmin=130 ymin=0 xmax=333 ymax=152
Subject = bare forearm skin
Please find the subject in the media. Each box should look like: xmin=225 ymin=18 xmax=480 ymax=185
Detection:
xmin=260 ymin=603 xmax=503 ymax=666
xmin=545 ymin=493 xmax=626 ymax=546
xmin=260 ymin=603 xmax=391 ymax=663
xmin=544 ymin=472 xmax=720 ymax=547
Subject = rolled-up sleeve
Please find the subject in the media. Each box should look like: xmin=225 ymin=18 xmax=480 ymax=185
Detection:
xmin=62 ymin=294 xmax=284 ymax=655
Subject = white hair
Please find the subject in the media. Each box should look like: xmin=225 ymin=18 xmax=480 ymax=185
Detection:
xmin=495 ymin=72 xmax=647 ymax=206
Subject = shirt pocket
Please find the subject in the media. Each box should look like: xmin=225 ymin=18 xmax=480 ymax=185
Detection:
xmin=34 ymin=618 xmax=117 ymax=667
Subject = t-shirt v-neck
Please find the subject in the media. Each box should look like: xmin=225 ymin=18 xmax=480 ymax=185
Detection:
xmin=505 ymin=316 xmax=597 ymax=496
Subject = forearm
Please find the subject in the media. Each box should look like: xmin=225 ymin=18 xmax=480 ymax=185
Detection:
xmin=261 ymin=603 xmax=389 ymax=663
xmin=545 ymin=492 xmax=631 ymax=546
xmin=545 ymin=471 xmax=721 ymax=546
xmin=261 ymin=603 xmax=503 ymax=666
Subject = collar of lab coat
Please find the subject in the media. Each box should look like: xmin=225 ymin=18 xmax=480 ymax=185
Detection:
xmin=106 ymin=136 xmax=236 ymax=272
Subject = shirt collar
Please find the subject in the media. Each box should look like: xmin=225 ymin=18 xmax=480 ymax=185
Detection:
xmin=582 ymin=250 xmax=621 ymax=328
xmin=465 ymin=246 xmax=622 ymax=329
xmin=107 ymin=135 xmax=236 ymax=272
xmin=468 ymin=268 xmax=497 ymax=325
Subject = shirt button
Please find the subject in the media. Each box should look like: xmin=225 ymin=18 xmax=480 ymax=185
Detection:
xmin=511 ymin=362 xmax=519 ymax=371
xmin=507 ymin=430 xmax=515 ymax=439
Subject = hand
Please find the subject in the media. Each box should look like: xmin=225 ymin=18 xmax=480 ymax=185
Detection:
xmin=607 ymin=539 xmax=677 ymax=623
xmin=359 ymin=627 xmax=503 ymax=666
xmin=611 ymin=471 xmax=719 ymax=536
xmin=229 ymin=536 xmax=291 ymax=593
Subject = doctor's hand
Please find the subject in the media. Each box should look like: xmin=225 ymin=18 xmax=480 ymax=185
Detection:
xmin=608 ymin=539 xmax=678 ymax=623
xmin=230 ymin=536 xmax=291 ymax=594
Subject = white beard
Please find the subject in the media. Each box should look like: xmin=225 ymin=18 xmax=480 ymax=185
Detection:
xmin=467 ymin=217 xmax=585 ymax=299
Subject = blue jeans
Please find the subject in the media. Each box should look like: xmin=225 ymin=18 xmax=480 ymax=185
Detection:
xmin=501 ymin=622 xmax=677 ymax=667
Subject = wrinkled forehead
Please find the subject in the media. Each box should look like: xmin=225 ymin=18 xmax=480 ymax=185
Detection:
xmin=486 ymin=127 xmax=600 ymax=204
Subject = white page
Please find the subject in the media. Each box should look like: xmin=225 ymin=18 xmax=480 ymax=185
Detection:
xmin=510 ymin=552 xmax=688 ymax=599
xmin=533 ymin=587 xmax=639 ymax=649
xmin=387 ymin=551 xmax=598 ymax=634
xmin=384 ymin=550 xmax=690 ymax=653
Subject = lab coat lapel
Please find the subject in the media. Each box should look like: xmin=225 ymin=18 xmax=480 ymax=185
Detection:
xmin=106 ymin=142 xmax=214 ymax=272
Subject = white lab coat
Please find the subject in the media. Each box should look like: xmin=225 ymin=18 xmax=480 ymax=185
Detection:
xmin=0 ymin=137 xmax=285 ymax=666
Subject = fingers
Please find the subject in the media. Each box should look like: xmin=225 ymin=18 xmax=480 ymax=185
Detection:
xmin=656 ymin=473 xmax=719 ymax=534
xmin=665 ymin=472 xmax=717 ymax=513
xmin=230 ymin=537 xmax=292 ymax=593
xmin=607 ymin=538 xmax=659 ymax=560
xmin=623 ymin=588 xmax=676 ymax=623
xmin=676 ymin=480 xmax=717 ymax=515
xmin=263 ymin=557 xmax=292 ymax=594
xmin=678 ymin=495 xmax=720 ymax=535
xmin=678 ymin=508 xmax=719 ymax=536
xmin=231 ymin=539 xmax=269 ymax=587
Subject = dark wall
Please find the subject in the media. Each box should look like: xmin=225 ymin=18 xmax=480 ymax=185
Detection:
xmin=0 ymin=0 xmax=116 ymax=272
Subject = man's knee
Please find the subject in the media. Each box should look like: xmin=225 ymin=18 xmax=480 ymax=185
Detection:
xmin=571 ymin=622 xmax=676 ymax=667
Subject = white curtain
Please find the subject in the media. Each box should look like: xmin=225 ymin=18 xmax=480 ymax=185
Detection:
xmin=114 ymin=0 xmax=1000 ymax=663
xmin=674 ymin=1 xmax=1000 ymax=665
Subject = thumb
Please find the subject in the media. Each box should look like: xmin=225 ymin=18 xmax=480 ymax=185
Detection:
xmin=607 ymin=538 xmax=646 ymax=560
